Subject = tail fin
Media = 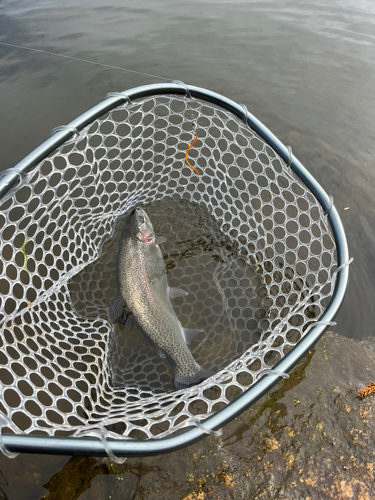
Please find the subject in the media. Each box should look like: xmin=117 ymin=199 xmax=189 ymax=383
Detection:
xmin=174 ymin=367 xmax=215 ymax=390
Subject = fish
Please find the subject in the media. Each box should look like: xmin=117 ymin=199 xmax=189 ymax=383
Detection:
xmin=110 ymin=207 xmax=214 ymax=390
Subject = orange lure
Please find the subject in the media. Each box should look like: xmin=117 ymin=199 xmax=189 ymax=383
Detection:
xmin=185 ymin=133 xmax=199 ymax=175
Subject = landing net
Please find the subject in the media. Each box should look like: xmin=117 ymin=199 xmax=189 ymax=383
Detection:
xmin=0 ymin=90 xmax=337 ymax=450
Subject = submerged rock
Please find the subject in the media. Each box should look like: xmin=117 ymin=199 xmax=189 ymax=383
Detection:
xmin=38 ymin=332 xmax=375 ymax=499
xmin=77 ymin=472 xmax=138 ymax=500
xmin=127 ymin=331 xmax=375 ymax=500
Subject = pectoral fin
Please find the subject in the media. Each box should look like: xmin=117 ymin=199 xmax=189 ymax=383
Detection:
xmin=109 ymin=295 xmax=129 ymax=325
xmin=183 ymin=328 xmax=202 ymax=344
xmin=169 ymin=287 xmax=188 ymax=299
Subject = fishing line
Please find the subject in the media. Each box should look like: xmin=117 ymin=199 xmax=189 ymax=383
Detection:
xmin=0 ymin=41 xmax=172 ymax=82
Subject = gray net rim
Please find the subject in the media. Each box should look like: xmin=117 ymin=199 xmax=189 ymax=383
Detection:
xmin=0 ymin=83 xmax=350 ymax=458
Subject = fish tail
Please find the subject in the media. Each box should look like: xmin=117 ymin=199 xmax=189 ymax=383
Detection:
xmin=174 ymin=367 xmax=215 ymax=390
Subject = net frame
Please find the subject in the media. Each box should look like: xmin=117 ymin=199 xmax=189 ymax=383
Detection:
xmin=0 ymin=83 xmax=349 ymax=458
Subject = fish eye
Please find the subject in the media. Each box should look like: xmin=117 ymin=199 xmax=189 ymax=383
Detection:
xmin=137 ymin=215 xmax=145 ymax=224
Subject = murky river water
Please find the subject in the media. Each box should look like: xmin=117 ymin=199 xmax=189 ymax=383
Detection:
xmin=0 ymin=0 xmax=374 ymax=497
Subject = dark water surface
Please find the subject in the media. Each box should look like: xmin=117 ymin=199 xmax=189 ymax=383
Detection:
xmin=0 ymin=0 xmax=374 ymax=497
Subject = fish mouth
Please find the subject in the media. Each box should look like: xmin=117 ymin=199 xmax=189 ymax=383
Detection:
xmin=132 ymin=206 xmax=155 ymax=243
xmin=129 ymin=206 xmax=146 ymax=218
xmin=133 ymin=207 xmax=147 ymax=227
xmin=135 ymin=207 xmax=148 ymax=224
xmin=135 ymin=207 xmax=146 ymax=216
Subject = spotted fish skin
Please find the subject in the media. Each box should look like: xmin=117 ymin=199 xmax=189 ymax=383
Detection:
xmin=110 ymin=207 xmax=213 ymax=390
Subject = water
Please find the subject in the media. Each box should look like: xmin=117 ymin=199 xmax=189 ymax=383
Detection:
xmin=68 ymin=198 xmax=273 ymax=397
xmin=0 ymin=0 xmax=374 ymax=496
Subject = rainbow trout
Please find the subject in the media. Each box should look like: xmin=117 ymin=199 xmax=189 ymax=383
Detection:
xmin=110 ymin=207 xmax=213 ymax=390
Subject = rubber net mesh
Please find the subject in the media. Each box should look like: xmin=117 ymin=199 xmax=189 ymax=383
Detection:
xmin=0 ymin=93 xmax=337 ymax=447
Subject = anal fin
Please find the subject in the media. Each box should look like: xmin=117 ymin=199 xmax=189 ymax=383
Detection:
xmin=183 ymin=328 xmax=202 ymax=344
xmin=169 ymin=287 xmax=188 ymax=299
